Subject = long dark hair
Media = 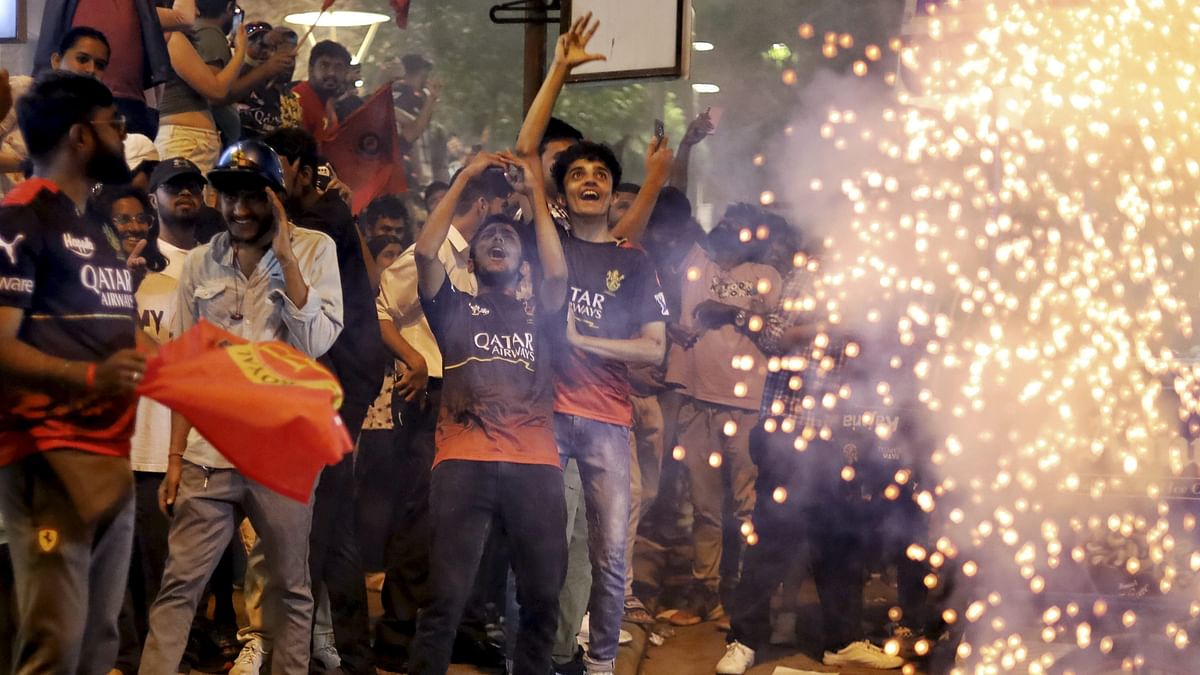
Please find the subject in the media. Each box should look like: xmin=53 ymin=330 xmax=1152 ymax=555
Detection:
xmin=86 ymin=184 xmax=169 ymax=273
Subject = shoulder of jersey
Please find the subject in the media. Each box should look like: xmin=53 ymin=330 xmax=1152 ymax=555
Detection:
xmin=1 ymin=178 xmax=61 ymax=207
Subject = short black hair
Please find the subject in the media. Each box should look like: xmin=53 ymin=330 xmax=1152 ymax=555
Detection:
xmin=649 ymin=186 xmax=692 ymax=229
xmin=262 ymin=127 xmax=319 ymax=180
xmin=551 ymin=141 xmax=622 ymax=196
xmin=85 ymin=184 xmax=168 ymax=273
xmin=309 ymin=40 xmax=352 ymax=69
xmin=361 ymin=194 xmax=410 ymax=228
xmin=539 ymin=117 xmax=583 ymax=156
xmin=196 ymin=0 xmax=233 ymax=18
xmin=423 ymin=180 xmax=449 ymax=207
xmin=133 ymin=158 xmax=160 ymax=178
xmin=367 ymin=234 xmax=407 ymax=258
xmin=57 ymin=26 xmax=110 ymax=57
xmin=17 ymin=72 xmax=114 ymax=159
xmin=615 ymin=182 xmax=641 ymax=195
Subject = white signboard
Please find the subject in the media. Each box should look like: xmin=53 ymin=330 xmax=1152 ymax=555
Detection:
xmin=563 ymin=0 xmax=689 ymax=83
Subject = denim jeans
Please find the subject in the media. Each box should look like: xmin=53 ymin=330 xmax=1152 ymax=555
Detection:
xmin=411 ymin=461 xmax=565 ymax=675
xmin=554 ymin=413 xmax=631 ymax=672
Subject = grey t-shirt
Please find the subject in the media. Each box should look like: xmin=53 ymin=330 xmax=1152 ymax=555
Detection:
xmin=159 ymin=26 xmax=240 ymax=144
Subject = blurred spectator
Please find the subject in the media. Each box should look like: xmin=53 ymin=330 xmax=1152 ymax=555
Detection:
xmin=423 ymin=180 xmax=450 ymax=215
xmin=361 ymin=194 xmax=412 ymax=243
xmin=368 ymin=234 xmax=407 ymax=270
xmin=1 ymin=27 xmax=113 ymax=194
xmin=36 ymin=0 xmax=196 ymax=137
xmin=664 ymin=204 xmax=782 ymax=627
xmin=393 ymin=53 xmax=445 ymax=187
xmin=294 ymin=40 xmax=355 ymax=139
xmin=608 ymin=182 xmax=639 ymax=229
xmin=155 ymin=0 xmax=247 ymax=170
xmin=235 ymin=25 xmax=302 ymax=139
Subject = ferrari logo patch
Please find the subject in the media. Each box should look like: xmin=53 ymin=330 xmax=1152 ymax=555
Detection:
xmin=605 ymin=269 xmax=625 ymax=294
xmin=37 ymin=528 xmax=59 ymax=553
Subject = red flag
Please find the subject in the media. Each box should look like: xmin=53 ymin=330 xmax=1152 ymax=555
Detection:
xmin=319 ymin=83 xmax=408 ymax=214
xmin=321 ymin=0 xmax=337 ymax=10
xmin=390 ymin=0 xmax=410 ymax=28
xmin=137 ymin=321 xmax=352 ymax=503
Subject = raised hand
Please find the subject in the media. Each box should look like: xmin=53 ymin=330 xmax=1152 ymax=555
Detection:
xmin=554 ymin=12 xmax=606 ymax=70
xmin=498 ymin=150 xmax=540 ymax=196
xmin=645 ymin=134 xmax=674 ymax=184
xmin=682 ymin=110 xmax=715 ymax=147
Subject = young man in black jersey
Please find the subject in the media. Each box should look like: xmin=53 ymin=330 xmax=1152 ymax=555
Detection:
xmin=0 ymin=72 xmax=148 ymax=673
xmin=409 ymin=148 xmax=568 ymax=675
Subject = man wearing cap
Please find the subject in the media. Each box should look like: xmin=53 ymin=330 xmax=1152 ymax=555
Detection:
xmin=139 ymin=140 xmax=343 ymax=675
xmin=392 ymin=53 xmax=445 ymax=187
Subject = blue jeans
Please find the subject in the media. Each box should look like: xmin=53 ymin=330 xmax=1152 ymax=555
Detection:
xmin=554 ymin=413 xmax=631 ymax=672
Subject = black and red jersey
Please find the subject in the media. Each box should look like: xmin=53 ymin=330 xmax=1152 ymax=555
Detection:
xmin=553 ymin=234 xmax=670 ymax=427
xmin=0 ymin=179 xmax=139 ymax=464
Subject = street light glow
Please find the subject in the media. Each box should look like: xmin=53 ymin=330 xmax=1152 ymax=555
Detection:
xmin=284 ymin=11 xmax=390 ymax=27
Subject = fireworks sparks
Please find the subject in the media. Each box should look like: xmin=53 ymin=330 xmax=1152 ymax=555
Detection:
xmin=754 ymin=0 xmax=1200 ymax=670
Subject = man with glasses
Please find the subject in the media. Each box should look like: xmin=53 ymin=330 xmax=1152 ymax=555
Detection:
xmin=0 ymin=72 xmax=147 ymax=673
xmin=235 ymin=25 xmax=302 ymax=140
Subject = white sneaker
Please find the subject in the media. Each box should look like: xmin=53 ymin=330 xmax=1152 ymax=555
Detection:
xmin=716 ymin=641 xmax=756 ymax=674
xmin=311 ymin=643 xmax=341 ymax=670
xmin=822 ymin=640 xmax=904 ymax=669
xmin=229 ymin=641 xmax=266 ymax=675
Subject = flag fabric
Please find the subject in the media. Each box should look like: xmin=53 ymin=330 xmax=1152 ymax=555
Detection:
xmin=319 ymin=83 xmax=408 ymax=214
xmin=321 ymin=0 xmax=337 ymax=11
xmin=136 ymin=321 xmax=352 ymax=503
xmin=390 ymin=0 xmax=410 ymax=28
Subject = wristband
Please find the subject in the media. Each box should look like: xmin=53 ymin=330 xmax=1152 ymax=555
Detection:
xmin=85 ymin=363 xmax=97 ymax=390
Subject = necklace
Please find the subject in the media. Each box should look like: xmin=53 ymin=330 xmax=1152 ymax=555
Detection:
xmin=231 ymin=244 xmax=246 ymax=322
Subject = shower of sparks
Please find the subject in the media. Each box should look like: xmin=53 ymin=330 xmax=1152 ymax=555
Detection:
xmin=738 ymin=0 xmax=1200 ymax=671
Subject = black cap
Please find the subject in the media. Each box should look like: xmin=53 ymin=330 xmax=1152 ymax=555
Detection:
xmin=207 ymin=140 xmax=286 ymax=194
xmin=149 ymin=157 xmax=204 ymax=190
xmin=402 ymin=53 xmax=433 ymax=73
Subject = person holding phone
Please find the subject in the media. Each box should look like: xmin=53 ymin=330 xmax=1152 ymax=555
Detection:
xmin=140 ymin=139 xmax=343 ymax=675
xmin=155 ymin=0 xmax=248 ymax=170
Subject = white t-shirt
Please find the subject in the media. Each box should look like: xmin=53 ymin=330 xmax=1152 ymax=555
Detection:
xmin=129 ymin=240 xmax=190 ymax=473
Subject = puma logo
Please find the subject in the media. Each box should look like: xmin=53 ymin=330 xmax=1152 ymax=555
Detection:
xmin=0 ymin=234 xmax=23 ymax=265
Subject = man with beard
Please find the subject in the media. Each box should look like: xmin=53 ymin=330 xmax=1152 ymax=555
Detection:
xmin=140 ymin=139 xmax=343 ymax=675
xmin=0 ymin=72 xmax=147 ymax=673
xmin=409 ymin=149 xmax=568 ymax=675
xmin=294 ymin=41 xmax=357 ymax=139
xmin=258 ymin=126 xmax=383 ymax=674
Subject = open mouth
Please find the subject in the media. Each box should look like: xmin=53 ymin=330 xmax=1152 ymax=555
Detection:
xmin=580 ymin=189 xmax=601 ymax=202
xmin=487 ymin=246 xmax=507 ymax=261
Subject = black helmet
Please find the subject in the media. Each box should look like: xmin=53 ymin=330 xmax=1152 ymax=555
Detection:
xmin=207 ymin=140 xmax=286 ymax=194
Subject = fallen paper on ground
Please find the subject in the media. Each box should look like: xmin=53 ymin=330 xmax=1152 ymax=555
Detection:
xmin=772 ymin=668 xmax=830 ymax=675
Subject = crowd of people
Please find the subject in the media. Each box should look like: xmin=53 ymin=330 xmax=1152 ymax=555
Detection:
xmin=0 ymin=3 xmax=943 ymax=675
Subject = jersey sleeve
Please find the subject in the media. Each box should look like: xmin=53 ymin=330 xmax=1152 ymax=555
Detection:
xmin=634 ymin=251 xmax=670 ymax=327
xmin=0 ymin=206 xmax=43 ymax=309
xmin=419 ymin=276 xmax=464 ymax=340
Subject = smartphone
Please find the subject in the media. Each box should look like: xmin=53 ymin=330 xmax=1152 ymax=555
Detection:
xmin=229 ymin=6 xmax=245 ymax=37
xmin=315 ymin=160 xmax=334 ymax=192
xmin=654 ymin=118 xmax=665 ymax=143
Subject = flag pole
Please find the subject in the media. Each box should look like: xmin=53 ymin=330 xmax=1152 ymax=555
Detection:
xmin=297 ymin=0 xmax=337 ymax=46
